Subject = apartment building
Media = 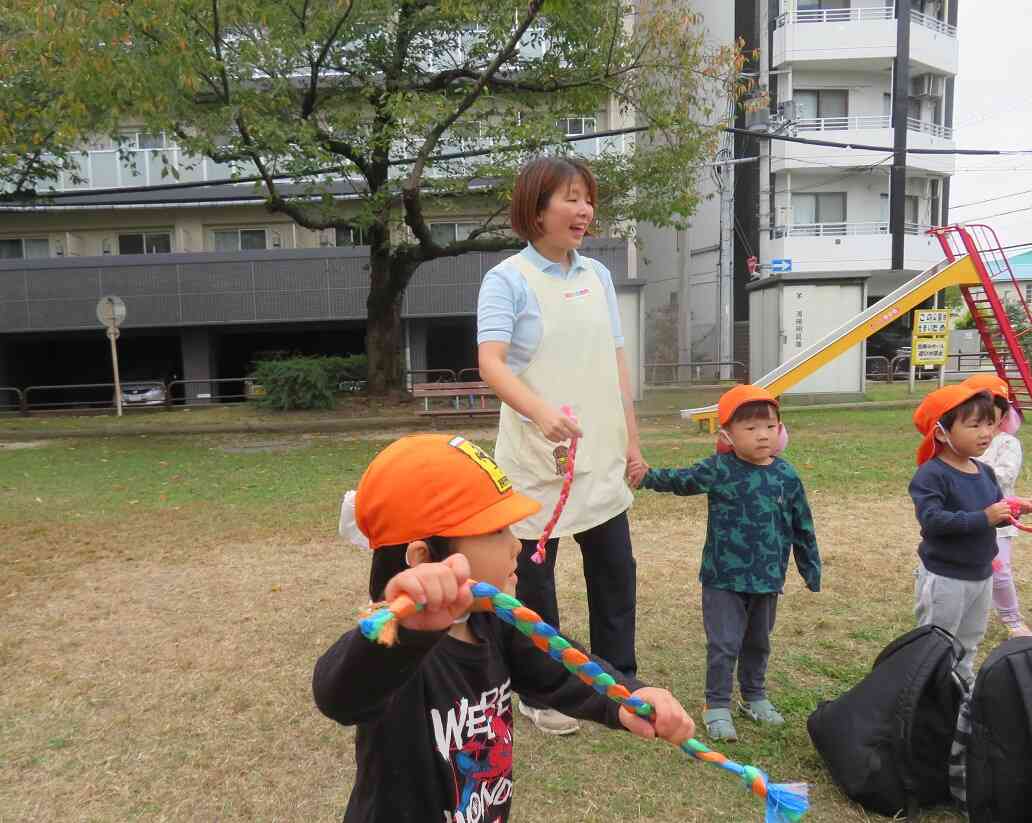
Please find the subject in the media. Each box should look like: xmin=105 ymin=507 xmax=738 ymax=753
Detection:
xmin=0 ymin=112 xmax=644 ymax=400
xmin=638 ymin=0 xmax=959 ymax=397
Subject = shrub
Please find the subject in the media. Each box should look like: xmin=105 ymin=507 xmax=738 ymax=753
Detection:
xmin=250 ymin=357 xmax=337 ymax=410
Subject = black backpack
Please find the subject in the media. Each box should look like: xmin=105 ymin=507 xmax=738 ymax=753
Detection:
xmin=807 ymin=625 xmax=963 ymax=819
xmin=949 ymin=636 xmax=1032 ymax=823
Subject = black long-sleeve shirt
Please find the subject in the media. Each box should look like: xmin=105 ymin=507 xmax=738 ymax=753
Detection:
xmin=908 ymin=457 xmax=1002 ymax=581
xmin=313 ymin=613 xmax=642 ymax=823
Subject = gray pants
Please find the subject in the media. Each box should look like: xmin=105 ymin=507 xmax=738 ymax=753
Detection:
xmin=914 ymin=564 xmax=993 ymax=686
xmin=702 ymin=587 xmax=778 ymax=709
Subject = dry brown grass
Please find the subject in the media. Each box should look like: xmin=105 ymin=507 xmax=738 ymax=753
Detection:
xmin=5 ymin=469 xmax=1023 ymax=821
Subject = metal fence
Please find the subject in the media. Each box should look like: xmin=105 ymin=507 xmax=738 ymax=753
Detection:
xmin=0 ymin=386 xmax=24 ymax=415
xmin=644 ymin=361 xmax=747 ymax=385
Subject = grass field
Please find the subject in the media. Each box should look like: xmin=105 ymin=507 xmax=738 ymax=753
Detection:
xmin=2 ymin=407 xmax=1027 ymax=821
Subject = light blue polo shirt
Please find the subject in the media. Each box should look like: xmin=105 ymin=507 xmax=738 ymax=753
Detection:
xmin=476 ymin=244 xmax=624 ymax=375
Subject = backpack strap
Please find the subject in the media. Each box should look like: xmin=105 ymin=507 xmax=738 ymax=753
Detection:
xmin=895 ymin=628 xmax=958 ymax=818
xmin=1009 ymin=649 xmax=1032 ymax=742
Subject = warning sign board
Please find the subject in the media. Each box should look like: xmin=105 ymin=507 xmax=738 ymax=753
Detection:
xmin=913 ymin=336 xmax=948 ymax=365
xmin=915 ymin=310 xmax=949 ymax=336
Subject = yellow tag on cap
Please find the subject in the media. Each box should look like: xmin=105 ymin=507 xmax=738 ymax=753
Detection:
xmin=448 ymin=436 xmax=512 ymax=494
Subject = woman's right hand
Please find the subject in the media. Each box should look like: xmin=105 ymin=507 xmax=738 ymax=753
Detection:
xmin=533 ymin=404 xmax=583 ymax=443
xmin=385 ymin=554 xmax=474 ymax=632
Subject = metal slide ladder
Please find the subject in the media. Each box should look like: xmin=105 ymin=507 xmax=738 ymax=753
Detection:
xmin=931 ymin=224 xmax=1032 ymax=411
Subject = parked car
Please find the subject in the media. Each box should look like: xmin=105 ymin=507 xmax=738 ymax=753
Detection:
xmin=119 ymin=381 xmax=167 ymax=407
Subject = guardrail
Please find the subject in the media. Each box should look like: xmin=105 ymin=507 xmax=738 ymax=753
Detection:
xmin=404 ymin=369 xmax=457 ymax=387
xmin=911 ymin=9 xmax=957 ymax=37
xmin=0 ymin=386 xmax=25 ymax=415
xmin=865 ymin=356 xmax=891 ymax=380
xmin=644 ymin=361 xmax=747 ymax=385
xmin=907 ymin=116 xmax=954 ymax=141
xmin=773 ymin=222 xmax=932 ymax=238
xmin=456 ymin=367 xmax=482 ymax=382
xmin=23 ymin=382 xmax=127 ymax=413
xmin=167 ymin=377 xmax=253 ymax=405
xmin=776 ymin=6 xmax=893 ymax=26
xmin=795 ymin=115 xmax=890 ymax=132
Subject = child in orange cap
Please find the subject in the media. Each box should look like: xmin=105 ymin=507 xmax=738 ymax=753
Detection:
xmin=962 ymin=374 xmax=1031 ymax=637
xmin=909 ymin=385 xmax=1032 ymax=684
xmin=314 ymin=434 xmax=694 ymax=823
xmin=633 ymin=384 xmax=821 ymax=742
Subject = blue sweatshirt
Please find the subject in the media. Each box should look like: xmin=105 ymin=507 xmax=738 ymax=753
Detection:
xmin=908 ymin=457 xmax=1003 ymax=581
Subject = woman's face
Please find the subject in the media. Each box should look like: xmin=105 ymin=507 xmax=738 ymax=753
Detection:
xmin=536 ymin=176 xmax=594 ymax=254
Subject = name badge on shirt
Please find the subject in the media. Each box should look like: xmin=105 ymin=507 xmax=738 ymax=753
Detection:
xmin=563 ymin=287 xmax=591 ymax=302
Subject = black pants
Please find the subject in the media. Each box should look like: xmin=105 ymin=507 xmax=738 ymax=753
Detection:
xmin=701 ymin=587 xmax=778 ymax=709
xmin=516 ymin=510 xmax=637 ymax=707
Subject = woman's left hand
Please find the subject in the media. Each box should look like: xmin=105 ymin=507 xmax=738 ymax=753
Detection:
xmin=618 ymin=687 xmax=695 ymax=745
xmin=626 ymin=444 xmax=648 ymax=486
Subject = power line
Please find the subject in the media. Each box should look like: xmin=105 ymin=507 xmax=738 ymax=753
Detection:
xmin=963 ymin=203 xmax=1032 ymax=223
xmin=950 ymin=187 xmax=1032 ymax=211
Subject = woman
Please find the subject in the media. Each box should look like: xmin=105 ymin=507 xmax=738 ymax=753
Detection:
xmin=477 ymin=156 xmax=646 ymax=735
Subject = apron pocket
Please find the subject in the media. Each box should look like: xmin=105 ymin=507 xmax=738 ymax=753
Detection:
xmin=517 ymin=416 xmax=592 ymax=478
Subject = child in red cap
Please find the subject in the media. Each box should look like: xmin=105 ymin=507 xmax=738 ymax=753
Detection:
xmin=960 ymin=374 xmax=1031 ymax=638
xmin=314 ymin=434 xmax=694 ymax=823
xmin=909 ymin=385 xmax=1032 ymax=684
xmin=633 ymin=384 xmax=821 ymax=742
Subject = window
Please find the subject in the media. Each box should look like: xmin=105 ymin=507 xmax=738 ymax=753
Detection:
xmin=905 ymin=195 xmax=920 ymax=227
xmin=908 ymin=97 xmax=923 ymax=122
xmin=335 ymin=225 xmax=368 ymax=246
xmin=558 ymin=116 xmax=596 ymax=137
xmin=118 ymin=232 xmax=172 ymax=255
xmin=794 ymin=90 xmax=848 ymax=125
xmin=213 ymin=228 xmax=267 ymax=251
xmin=930 ymin=179 xmax=941 ymax=227
xmin=1025 ymin=284 xmax=1032 ymax=304
xmin=429 ymin=222 xmax=479 ymax=245
xmin=792 ymin=192 xmax=846 ymax=232
xmin=798 ymin=0 xmax=849 ymax=10
xmin=0 ymin=237 xmax=50 ymax=259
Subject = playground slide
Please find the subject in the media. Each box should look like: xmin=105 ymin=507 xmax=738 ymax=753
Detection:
xmin=683 ymin=254 xmax=982 ymax=429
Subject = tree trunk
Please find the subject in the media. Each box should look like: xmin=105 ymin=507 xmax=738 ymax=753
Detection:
xmin=365 ymin=262 xmax=405 ymax=396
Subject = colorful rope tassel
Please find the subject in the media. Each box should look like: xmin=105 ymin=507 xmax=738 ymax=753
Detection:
xmin=358 ymin=581 xmax=811 ymax=823
xmin=531 ymin=403 xmax=579 ymax=565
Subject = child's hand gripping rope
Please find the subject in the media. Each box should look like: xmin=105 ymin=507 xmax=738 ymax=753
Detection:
xmin=1005 ymin=496 xmax=1032 ymax=533
xmin=358 ymin=582 xmax=810 ymax=823
xmin=530 ymin=403 xmax=578 ymax=565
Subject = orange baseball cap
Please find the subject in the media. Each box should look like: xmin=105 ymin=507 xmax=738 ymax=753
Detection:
xmin=718 ymin=384 xmax=780 ymax=426
xmin=913 ymin=384 xmax=992 ymax=465
xmin=962 ymin=372 xmax=1010 ymax=401
xmin=355 ymin=434 xmax=541 ymax=549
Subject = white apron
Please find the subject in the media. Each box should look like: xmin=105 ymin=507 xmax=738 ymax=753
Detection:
xmin=494 ymin=254 xmax=633 ymax=539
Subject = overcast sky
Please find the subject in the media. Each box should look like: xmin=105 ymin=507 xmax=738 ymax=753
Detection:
xmin=950 ymin=2 xmax=1032 ymax=248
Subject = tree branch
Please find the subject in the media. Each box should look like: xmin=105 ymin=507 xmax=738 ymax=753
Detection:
xmin=302 ymin=2 xmax=355 ymax=119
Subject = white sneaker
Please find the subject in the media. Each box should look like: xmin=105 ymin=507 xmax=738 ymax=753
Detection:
xmin=517 ymin=701 xmax=580 ymax=735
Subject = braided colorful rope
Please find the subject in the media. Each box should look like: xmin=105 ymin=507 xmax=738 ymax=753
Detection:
xmin=531 ymin=403 xmax=579 ymax=565
xmin=359 ymin=583 xmax=810 ymax=823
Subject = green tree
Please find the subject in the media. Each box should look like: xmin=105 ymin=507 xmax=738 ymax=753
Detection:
xmin=2 ymin=0 xmax=742 ymax=392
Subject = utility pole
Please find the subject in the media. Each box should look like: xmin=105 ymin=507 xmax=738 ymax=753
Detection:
xmin=717 ymin=160 xmax=735 ymax=381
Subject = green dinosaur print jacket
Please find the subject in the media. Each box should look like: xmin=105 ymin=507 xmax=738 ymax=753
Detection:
xmin=641 ymin=453 xmax=821 ymax=594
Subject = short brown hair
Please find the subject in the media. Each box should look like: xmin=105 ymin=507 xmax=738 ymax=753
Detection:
xmin=729 ymin=400 xmax=780 ymax=425
xmin=510 ymin=157 xmax=598 ymax=241
xmin=940 ymin=392 xmax=995 ymax=430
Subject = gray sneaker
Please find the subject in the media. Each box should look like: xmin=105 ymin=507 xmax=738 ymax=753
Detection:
xmin=702 ymin=707 xmax=738 ymax=742
xmin=738 ymin=698 xmax=784 ymax=725
xmin=517 ymin=701 xmax=580 ymax=735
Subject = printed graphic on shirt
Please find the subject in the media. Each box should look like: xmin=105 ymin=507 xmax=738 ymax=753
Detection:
xmin=562 ymin=287 xmax=591 ymax=301
xmin=449 ymin=436 xmax=513 ymax=494
xmin=431 ymin=679 xmax=514 ymax=823
xmin=552 ymin=444 xmax=569 ymax=476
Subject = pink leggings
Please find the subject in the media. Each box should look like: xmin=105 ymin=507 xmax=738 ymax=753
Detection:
xmin=993 ymin=535 xmax=1026 ymax=627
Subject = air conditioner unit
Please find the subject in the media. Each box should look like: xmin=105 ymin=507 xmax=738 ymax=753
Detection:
xmin=910 ymin=75 xmax=945 ymax=98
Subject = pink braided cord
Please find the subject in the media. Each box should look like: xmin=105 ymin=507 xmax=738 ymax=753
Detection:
xmin=531 ymin=404 xmax=579 ymax=564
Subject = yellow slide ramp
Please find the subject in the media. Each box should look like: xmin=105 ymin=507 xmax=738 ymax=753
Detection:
xmin=684 ymin=255 xmax=981 ymax=431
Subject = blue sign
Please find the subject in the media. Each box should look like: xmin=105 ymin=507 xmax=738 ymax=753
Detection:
xmin=771 ymin=258 xmax=793 ymax=273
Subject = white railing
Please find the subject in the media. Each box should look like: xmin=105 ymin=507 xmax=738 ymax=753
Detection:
xmin=776 ymin=6 xmax=893 ymax=27
xmin=910 ymin=9 xmax=957 ymax=37
xmin=774 ymin=221 xmax=931 ymax=238
xmin=906 ymin=117 xmax=954 ymax=140
xmin=37 ymin=147 xmax=258 ymax=193
xmin=795 ymin=115 xmax=890 ymax=132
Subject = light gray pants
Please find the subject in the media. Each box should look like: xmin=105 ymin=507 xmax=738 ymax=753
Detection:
xmin=702 ymin=587 xmax=778 ymax=709
xmin=914 ymin=564 xmax=993 ymax=686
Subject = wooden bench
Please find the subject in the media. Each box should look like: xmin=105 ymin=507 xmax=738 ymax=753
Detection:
xmin=412 ymin=381 xmax=498 ymax=416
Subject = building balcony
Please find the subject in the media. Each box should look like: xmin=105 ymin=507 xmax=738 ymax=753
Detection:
xmin=762 ymin=221 xmax=944 ymax=276
xmin=773 ymin=7 xmax=957 ymax=75
xmin=771 ymin=116 xmax=956 ymax=175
